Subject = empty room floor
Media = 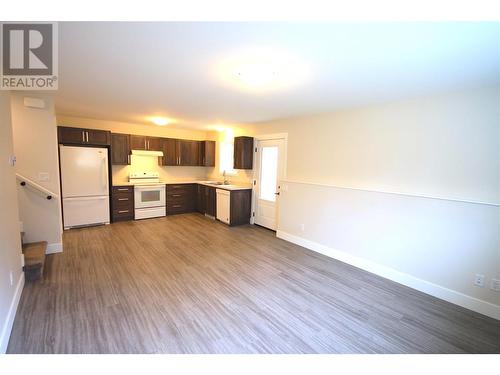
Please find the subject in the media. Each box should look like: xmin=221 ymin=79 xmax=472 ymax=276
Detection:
xmin=7 ymin=214 xmax=500 ymax=353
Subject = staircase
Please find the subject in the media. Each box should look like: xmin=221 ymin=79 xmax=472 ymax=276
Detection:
xmin=22 ymin=241 xmax=47 ymax=282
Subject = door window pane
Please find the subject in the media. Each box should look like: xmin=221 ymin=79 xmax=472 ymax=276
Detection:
xmin=260 ymin=146 xmax=278 ymax=202
xmin=141 ymin=190 xmax=160 ymax=202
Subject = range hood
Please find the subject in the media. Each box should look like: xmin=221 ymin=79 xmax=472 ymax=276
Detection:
xmin=131 ymin=150 xmax=164 ymax=157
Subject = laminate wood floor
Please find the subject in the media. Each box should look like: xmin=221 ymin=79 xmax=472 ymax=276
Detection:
xmin=7 ymin=214 xmax=500 ymax=353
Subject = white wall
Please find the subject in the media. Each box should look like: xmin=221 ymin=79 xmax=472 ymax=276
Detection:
xmin=11 ymin=93 xmax=63 ymax=252
xmin=242 ymin=86 xmax=500 ymax=318
xmin=0 ymin=91 xmax=24 ymax=353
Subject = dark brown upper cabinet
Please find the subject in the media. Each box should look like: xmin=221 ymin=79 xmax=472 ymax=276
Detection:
xmin=178 ymin=140 xmax=200 ymax=166
xmin=58 ymin=126 xmax=110 ymax=146
xmin=161 ymin=138 xmax=201 ymax=166
xmin=233 ymin=136 xmax=254 ymax=169
xmin=199 ymin=140 xmax=215 ymax=167
xmin=160 ymin=138 xmax=177 ymax=166
xmin=130 ymin=135 xmax=162 ymax=151
xmin=130 ymin=135 xmax=147 ymax=150
xmin=110 ymin=133 xmax=130 ymax=165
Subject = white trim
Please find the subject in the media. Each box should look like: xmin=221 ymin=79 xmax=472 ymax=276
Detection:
xmin=0 ymin=272 xmax=25 ymax=354
xmin=46 ymin=242 xmax=63 ymax=254
xmin=281 ymin=179 xmax=500 ymax=207
xmin=276 ymin=230 xmax=500 ymax=321
xmin=251 ymin=133 xmax=288 ymax=226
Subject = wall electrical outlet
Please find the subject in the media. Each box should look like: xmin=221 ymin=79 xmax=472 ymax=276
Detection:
xmin=474 ymin=274 xmax=485 ymax=287
xmin=490 ymin=278 xmax=500 ymax=292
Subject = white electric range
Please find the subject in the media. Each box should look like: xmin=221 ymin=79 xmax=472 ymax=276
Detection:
xmin=129 ymin=172 xmax=166 ymax=220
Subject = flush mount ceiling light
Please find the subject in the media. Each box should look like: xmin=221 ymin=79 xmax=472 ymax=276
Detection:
xmin=151 ymin=117 xmax=170 ymax=126
xmin=215 ymin=46 xmax=310 ymax=93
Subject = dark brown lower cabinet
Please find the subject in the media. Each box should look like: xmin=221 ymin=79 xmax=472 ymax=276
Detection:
xmin=111 ymin=186 xmax=134 ymax=221
xmin=229 ymin=190 xmax=252 ymax=226
xmin=196 ymin=184 xmax=216 ymax=216
xmin=166 ymin=184 xmax=197 ymax=215
xmin=205 ymin=186 xmax=216 ymax=217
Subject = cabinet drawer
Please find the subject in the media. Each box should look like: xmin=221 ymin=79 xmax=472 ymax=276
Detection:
xmin=112 ymin=208 xmax=134 ymax=221
xmin=166 ymin=184 xmax=193 ymax=193
xmin=113 ymin=192 xmax=133 ymax=202
xmin=113 ymin=186 xmax=133 ymax=194
xmin=166 ymin=201 xmax=194 ymax=215
xmin=113 ymin=199 xmax=133 ymax=211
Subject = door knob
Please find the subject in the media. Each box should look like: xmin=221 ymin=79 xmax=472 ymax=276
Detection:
xmin=274 ymin=192 xmax=280 ymax=195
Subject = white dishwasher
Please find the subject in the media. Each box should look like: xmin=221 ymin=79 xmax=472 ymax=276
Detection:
xmin=216 ymin=189 xmax=230 ymax=225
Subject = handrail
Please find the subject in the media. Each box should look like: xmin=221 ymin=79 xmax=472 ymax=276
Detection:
xmin=15 ymin=173 xmax=58 ymax=200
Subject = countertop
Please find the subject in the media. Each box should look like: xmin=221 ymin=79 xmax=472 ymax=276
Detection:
xmin=112 ymin=180 xmax=252 ymax=191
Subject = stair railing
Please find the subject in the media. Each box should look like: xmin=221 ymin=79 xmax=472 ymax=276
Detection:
xmin=15 ymin=173 xmax=58 ymax=200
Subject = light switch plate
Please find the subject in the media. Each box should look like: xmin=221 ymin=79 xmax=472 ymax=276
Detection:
xmin=38 ymin=172 xmax=49 ymax=181
xmin=8 ymin=155 xmax=16 ymax=166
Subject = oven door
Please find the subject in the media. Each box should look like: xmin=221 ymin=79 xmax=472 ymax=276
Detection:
xmin=134 ymin=185 xmax=166 ymax=209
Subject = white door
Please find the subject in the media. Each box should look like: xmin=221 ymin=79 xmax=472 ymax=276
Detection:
xmin=216 ymin=189 xmax=230 ymax=224
xmin=60 ymin=146 xmax=109 ymax=198
xmin=254 ymin=138 xmax=285 ymax=230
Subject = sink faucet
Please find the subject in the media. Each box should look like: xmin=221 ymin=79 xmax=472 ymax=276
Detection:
xmin=223 ymin=170 xmax=230 ymax=185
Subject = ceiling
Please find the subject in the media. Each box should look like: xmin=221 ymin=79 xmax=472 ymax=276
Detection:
xmin=56 ymin=22 xmax=500 ymax=129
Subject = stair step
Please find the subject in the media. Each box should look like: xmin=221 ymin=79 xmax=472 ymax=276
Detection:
xmin=22 ymin=241 xmax=47 ymax=282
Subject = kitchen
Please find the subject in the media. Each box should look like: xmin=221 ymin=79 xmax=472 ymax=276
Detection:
xmin=57 ymin=125 xmax=255 ymax=229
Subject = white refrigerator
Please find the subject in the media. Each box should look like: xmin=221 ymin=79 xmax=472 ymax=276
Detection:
xmin=60 ymin=145 xmax=110 ymax=229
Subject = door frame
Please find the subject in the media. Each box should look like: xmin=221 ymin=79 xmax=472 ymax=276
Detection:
xmin=250 ymin=133 xmax=288 ymax=228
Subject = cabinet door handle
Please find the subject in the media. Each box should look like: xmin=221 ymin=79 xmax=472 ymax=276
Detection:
xmin=118 ymin=210 xmax=129 ymax=213
xmin=127 ymin=154 xmax=130 ymax=164
xmin=147 ymin=140 xmax=150 ymax=150
xmin=172 ymin=194 xmax=181 ymax=197
xmin=118 ymin=198 xmax=129 ymax=201
xmin=117 ymin=188 xmax=129 ymax=191
xmin=82 ymin=131 xmax=85 ymax=143
xmin=172 ymin=204 xmax=181 ymax=208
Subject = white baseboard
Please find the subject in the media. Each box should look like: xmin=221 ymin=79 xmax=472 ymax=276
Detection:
xmin=276 ymin=230 xmax=500 ymax=321
xmin=46 ymin=242 xmax=63 ymax=254
xmin=0 ymin=272 xmax=25 ymax=354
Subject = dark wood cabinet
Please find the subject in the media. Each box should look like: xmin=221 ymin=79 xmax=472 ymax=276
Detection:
xmin=147 ymin=137 xmax=161 ymax=151
xmin=199 ymin=141 xmax=215 ymax=167
xmin=178 ymin=140 xmax=199 ymax=166
xmin=60 ymin=126 xmax=216 ymax=167
xmin=234 ymin=136 xmax=254 ymax=169
xmin=161 ymin=139 xmax=202 ymax=166
xmin=195 ymin=184 xmax=216 ymax=216
xmin=110 ymin=133 xmax=130 ymax=165
xmin=196 ymin=184 xmax=206 ymax=213
xmin=230 ymin=190 xmax=252 ymax=226
xmin=130 ymin=135 xmax=147 ymax=150
xmin=111 ymin=186 xmax=134 ymax=221
xmin=161 ymin=138 xmax=177 ymax=166
xmin=205 ymin=186 xmax=216 ymax=217
xmin=86 ymin=129 xmax=111 ymax=145
xmin=166 ymin=184 xmax=197 ymax=215
xmin=130 ymin=135 xmax=162 ymax=151
xmin=58 ymin=126 xmax=110 ymax=146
